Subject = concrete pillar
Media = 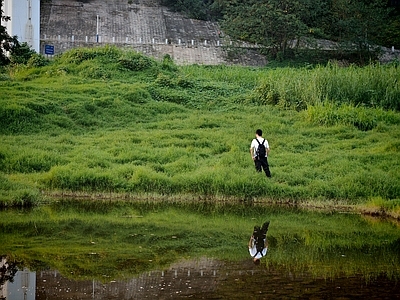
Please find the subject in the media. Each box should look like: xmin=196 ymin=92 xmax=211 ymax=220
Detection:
xmin=2 ymin=0 xmax=40 ymax=52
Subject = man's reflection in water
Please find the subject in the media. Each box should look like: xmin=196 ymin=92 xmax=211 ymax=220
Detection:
xmin=248 ymin=221 xmax=270 ymax=265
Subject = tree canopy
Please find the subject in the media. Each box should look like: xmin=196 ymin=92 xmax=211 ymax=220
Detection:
xmin=160 ymin=0 xmax=399 ymax=59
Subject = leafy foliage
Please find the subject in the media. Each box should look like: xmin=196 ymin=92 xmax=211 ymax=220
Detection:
xmin=160 ymin=0 xmax=214 ymax=20
xmin=160 ymin=0 xmax=396 ymax=60
xmin=118 ymin=51 xmax=155 ymax=71
xmin=9 ymin=42 xmax=36 ymax=65
xmin=234 ymin=0 xmax=391 ymax=58
xmin=0 ymin=0 xmax=18 ymax=66
xmin=222 ymin=0 xmax=308 ymax=57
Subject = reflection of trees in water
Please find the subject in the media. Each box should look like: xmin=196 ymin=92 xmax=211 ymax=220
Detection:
xmin=0 ymin=256 xmax=18 ymax=286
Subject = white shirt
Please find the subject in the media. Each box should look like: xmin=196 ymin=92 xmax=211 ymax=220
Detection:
xmin=250 ymin=137 xmax=269 ymax=158
xmin=249 ymin=241 xmax=268 ymax=258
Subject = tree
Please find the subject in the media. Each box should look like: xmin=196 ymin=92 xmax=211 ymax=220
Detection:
xmin=0 ymin=0 xmax=18 ymax=65
xmin=160 ymin=0 xmax=209 ymax=20
xmin=329 ymin=0 xmax=392 ymax=61
xmin=221 ymin=0 xmax=308 ymax=58
xmin=10 ymin=42 xmax=36 ymax=65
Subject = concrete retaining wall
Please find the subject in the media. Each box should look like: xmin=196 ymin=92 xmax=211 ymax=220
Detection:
xmin=39 ymin=0 xmax=268 ymax=65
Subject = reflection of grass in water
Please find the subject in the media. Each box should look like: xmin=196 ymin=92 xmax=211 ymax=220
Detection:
xmin=267 ymin=211 xmax=400 ymax=280
xmin=267 ymin=236 xmax=400 ymax=281
xmin=0 ymin=200 xmax=399 ymax=281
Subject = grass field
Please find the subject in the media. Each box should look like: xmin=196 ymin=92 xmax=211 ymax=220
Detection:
xmin=0 ymin=46 xmax=399 ymax=214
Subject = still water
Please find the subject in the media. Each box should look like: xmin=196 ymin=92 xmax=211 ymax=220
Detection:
xmin=3 ymin=259 xmax=400 ymax=299
xmin=1 ymin=199 xmax=399 ymax=299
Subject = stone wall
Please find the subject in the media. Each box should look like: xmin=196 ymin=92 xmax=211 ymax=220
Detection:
xmin=40 ymin=0 xmax=267 ymax=66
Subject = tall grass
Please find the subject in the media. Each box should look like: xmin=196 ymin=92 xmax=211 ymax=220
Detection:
xmin=254 ymin=63 xmax=400 ymax=111
xmin=305 ymin=102 xmax=400 ymax=130
xmin=0 ymin=46 xmax=399 ymax=207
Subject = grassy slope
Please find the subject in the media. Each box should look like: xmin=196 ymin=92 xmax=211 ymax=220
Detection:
xmin=0 ymin=47 xmax=399 ymax=212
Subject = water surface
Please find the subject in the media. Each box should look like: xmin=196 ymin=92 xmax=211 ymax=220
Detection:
xmin=1 ymin=199 xmax=399 ymax=299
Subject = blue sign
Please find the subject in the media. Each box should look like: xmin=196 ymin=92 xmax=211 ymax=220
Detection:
xmin=45 ymin=44 xmax=55 ymax=55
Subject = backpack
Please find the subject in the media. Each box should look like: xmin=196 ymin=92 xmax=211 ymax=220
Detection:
xmin=256 ymin=139 xmax=266 ymax=158
xmin=255 ymin=238 xmax=265 ymax=256
xmin=252 ymin=225 xmax=266 ymax=257
xmin=252 ymin=221 xmax=270 ymax=257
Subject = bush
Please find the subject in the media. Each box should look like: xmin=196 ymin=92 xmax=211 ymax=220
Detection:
xmin=9 ymin=42 xmax=36 ymax=65
xmin=124 ymin=85 xmax=152 ymax=104
xmin=118 ymin=52 xmax=155 ymax=71
xmin=27 ymin=54 xmax=49 ymax=67
xmin=59 ymin=45 xmax=121 ymax=65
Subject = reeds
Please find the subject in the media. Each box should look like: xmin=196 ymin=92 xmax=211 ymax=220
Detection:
xmin=254 ymin=63 xmax=400 ymax=111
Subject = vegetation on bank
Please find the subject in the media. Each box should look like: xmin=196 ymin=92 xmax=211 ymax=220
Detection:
xmin=1 ymin=200 xmax=399 ymax=280
xmin=0 ymin=46 xmax=399 ymax=215
xmin=161 ymin=0 xmax=400 ymax=59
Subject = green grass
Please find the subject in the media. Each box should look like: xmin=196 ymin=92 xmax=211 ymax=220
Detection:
xmin=1 ymin=200 xmax=399 ymax=280
xmin=0 ymin=46 xmax=399 ymax=209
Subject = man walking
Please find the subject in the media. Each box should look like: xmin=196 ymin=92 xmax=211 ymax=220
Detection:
xmin=250 ymin=129 xmax=271 ymax=177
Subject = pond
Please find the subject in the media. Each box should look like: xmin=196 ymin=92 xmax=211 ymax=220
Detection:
xmin=1 ymin=199 xmax=399 ymax=299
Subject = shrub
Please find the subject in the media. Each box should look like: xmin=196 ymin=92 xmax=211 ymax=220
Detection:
xmin=59 ymin=46 xmax=121 ymax=65
xmin=27 ymin=54 xmax=49 ymax=67
xmin=118 ymin=52 xmax=155 ymax=71
xmin=9 ymin=42 xmax=36 ymax=65
xmin=148 ymin=86 xmax=190 ymax=104
xmin=124 ymin=85 xmax=152 ymax=104
xmin=161 ymin=54 xmax=178 ymax=72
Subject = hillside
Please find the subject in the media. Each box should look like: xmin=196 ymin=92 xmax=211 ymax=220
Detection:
xmin=0 ymin=47 xmax=399 ymax=216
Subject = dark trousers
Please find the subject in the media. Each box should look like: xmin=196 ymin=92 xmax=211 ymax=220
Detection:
xmin=255 ymin=157 xmax=271 ymax=177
